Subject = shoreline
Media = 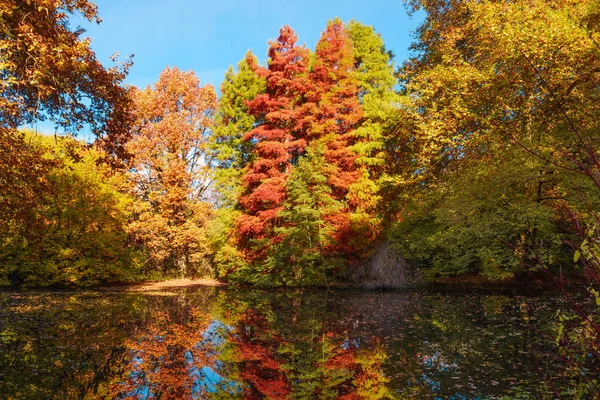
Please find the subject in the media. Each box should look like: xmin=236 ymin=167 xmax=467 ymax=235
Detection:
xmin=0 ymin=272 xmax=589 ymax=293
xmin=0 ymin=278 xmax=230 ymax=292
xmin=110 ymin=278 xmax=228 ymax=292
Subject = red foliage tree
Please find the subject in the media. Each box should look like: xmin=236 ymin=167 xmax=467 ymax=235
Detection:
xmin=236 ymin=26 xmax=312 ymax=261
xmin=232 ymin=309 xmax=290 ymax=399
xmin=234 ymin=22 xmax=375 ymax=280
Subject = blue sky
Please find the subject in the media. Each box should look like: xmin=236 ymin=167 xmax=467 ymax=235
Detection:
xmin=75 ymin=0 xmax=423 ymax=91
xmin=29 ymin=1 xmax=422 ymax=135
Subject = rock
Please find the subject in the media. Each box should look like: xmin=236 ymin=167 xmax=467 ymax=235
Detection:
xmin=349 ymin=241 xmax=421 ymax=289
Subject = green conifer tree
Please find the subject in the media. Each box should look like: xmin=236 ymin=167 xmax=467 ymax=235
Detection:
xmin=211 ymin=51 xmax=266 ymax=206
xmin=209 ymin=52 xmax=265 ymax=278
xmin=346 ymin=21 xmax=403 ymax=245
xmin=268 ymin=145 xmax=343 ymax=286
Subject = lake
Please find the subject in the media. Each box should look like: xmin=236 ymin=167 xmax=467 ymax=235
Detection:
xmin=0 ymin=286 xmax=570 ymax=399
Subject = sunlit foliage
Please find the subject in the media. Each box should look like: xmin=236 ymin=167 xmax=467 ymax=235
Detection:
xmin=217 ymin=21 xmax=399 ymax=285
xmin=389 ymin=0 xmax=600 ymax=280
xmin=396 ymin=0 xmax=600 ymax=395
xmin=0 ymin=132 xmax=139 ymax=286
xmin=235 ymin=26 xmax=312 ymax=264
xmin=0 ymin=0 xmax=133 ymax=161
xmin=208 ymin=53 xmax=266 ymax=279
xmin=127 ymin=67 xmax=218 ymax=278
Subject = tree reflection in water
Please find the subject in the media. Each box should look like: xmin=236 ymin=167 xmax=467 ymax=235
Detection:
xmin=0 ymin=287 xmax=565 ymax=399
xmin=211 ymin=290 xmax=391 ymax=399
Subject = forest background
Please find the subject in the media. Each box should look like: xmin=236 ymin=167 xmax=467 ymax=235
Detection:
xmin=0 ymin=0 xmax=598 ymax=290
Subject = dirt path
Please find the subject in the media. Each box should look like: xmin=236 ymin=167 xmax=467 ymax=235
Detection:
xmin=103 ymin=278 xmax=227 ymax=292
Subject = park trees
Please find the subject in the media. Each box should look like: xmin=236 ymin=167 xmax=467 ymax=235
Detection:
xmin=389 ymin=0 xmax=600 ymax=278
xmin=208 ymin=53 xmax=266 ymax=278
xmin=234 ymin=26 xmax=312 ymax=268
xmin=211 ymin=52 xmax=266 ymax=206
xmin=0 ymin=0 xmax=133 ymax=159
xmin=0 ymin=133 xmax=138 ymax=286
xmin=391 ymin=1 xmax=600 ymax=392
xmin=209 ymin=19 xmax=400 ymax=285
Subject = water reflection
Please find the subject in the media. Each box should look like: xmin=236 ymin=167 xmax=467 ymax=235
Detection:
xmin=0 ymin=288 xmax=564 ymax=399
xmin=211 ymin=290 xmax=392 ymax=399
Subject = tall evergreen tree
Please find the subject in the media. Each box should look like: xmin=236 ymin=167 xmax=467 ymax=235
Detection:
xmin=347 ymin=21 xmax=403 ymax=242
xmin=211 ymin=52 xmax=266 ymax=206
xmin=220 ymin=21 xmax=404 ymax=284
xmin=268 ymin=145 xmax=343 ymax=286
xmin=209 ymin=52 xmax=265 ymax=279
xmin=236 ymin=26 xmax=312 ymax=263
xmin=347 ymin=20 xmax=398 ymax=169
xmin=304 ymin=19 xmax=363 ymax=259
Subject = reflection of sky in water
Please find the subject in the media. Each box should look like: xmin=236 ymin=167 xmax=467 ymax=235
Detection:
xmin=341 ymin=337 xmax=363 ymax=350
xmin=122 ymin=355 xmax=149 ymax=398
xmin=121 ymin=319 xmax=243 ymax=398
xmin=188 ymin=356 xmax=240 ymax=397
xmin=118 ymin=295 xmax=560 ymax=399
xmin=409 ymin=349 xmax=485 ymax=400
xmin=188 ymin=320 xmax=243 ymax=397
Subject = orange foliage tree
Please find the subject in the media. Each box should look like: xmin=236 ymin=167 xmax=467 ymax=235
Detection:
xmin=107 ymin=309 xmax=215 ymax=400
xmin=0 ymin=0 xmax=136 ymax=286
xmin=127 ymin=67 xmax=218 ymax=277
xmin=304 ymin=20 xmax=364 ymax=258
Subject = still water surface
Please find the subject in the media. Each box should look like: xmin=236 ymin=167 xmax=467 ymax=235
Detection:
xmin=0 ymin=287 xmax=567 ymax=399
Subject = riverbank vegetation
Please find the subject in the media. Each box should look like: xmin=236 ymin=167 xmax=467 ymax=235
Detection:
xmin=1 ymin=0 xmax=597 ymax=289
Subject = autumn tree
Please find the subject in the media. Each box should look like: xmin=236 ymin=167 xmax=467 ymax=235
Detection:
xmin=235 ymin=26 xmax=312 ymax=265
xmin=230 ymin=21 xmax=374 ymax=284
xmin=234 ymin=21 xmax=367 ymax=285
xmin=390 ymin=2 xmax=600 ymax=391
xmin=0 ymin=0 xmax=136 ymax=287
xmin=391 ymin=5 xmax=600 ymax=391
xmin=211 ymin=51 xmax=266 ymax=206
xmin=347 ymin=21 xmax=403 ymax=229
xmin=399 ymin=0 xmax=600 ymax=179
xmin=127 ymin=67 xmax=218 ymax=277
xmin=303 ymin=20 xmax=364 ymax=260
xmin=389 ymin=0 xmax=600 ymax=276
xmin=0 ymin=0 xmax=133 ymax=159
xmin=264 ymin=145 xmax=343 ymax=286
xmin=390 ymin=145 xmax=568 ymax=279
xmin=0 ymin=132 xmax=55 ymax=276
xmin=217 ymin=21 xmax=407 ymax=285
